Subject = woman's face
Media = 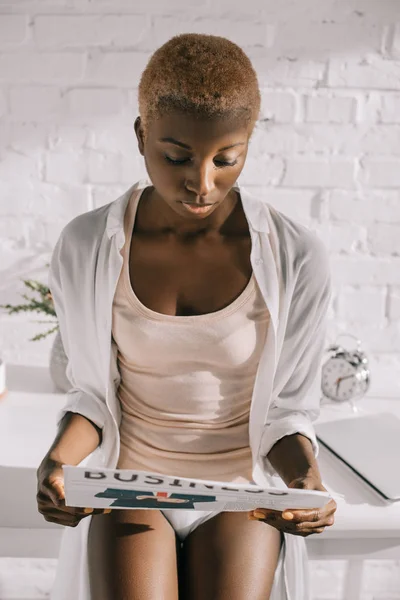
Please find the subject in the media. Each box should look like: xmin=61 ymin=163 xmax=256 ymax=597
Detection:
xmin=134 ymin=110 xmax=252 ymax=219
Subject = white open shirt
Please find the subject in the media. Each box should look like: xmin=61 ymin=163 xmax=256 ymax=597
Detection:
xmin=48 ymin=178 xmax=332 ymax=600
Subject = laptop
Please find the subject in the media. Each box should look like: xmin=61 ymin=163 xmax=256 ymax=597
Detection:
xmin=315 ymin=412 xmax=400 ymax=502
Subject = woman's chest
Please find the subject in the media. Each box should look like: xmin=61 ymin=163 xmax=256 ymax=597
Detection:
xmin=127 ymin=232 xmax=252 ymax=316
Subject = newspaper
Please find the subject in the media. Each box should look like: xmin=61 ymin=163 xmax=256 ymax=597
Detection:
xmin=63 ymin=466 xmax=332 ymax=512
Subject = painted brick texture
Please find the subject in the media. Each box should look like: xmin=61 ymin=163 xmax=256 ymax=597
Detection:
xmin=1 ymin=1 xmax=400 ymax=598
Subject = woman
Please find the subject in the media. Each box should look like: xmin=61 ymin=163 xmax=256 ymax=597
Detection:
xmin=37 ymin=33 xmax=337 ymax=599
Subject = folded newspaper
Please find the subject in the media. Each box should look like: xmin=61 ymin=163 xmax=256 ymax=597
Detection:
xmin=63 ymin=466 xmax=332 ymax=512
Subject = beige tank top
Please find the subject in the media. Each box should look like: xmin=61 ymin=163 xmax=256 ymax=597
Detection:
xmin=112 ymin=191 xmax=271 ymax=484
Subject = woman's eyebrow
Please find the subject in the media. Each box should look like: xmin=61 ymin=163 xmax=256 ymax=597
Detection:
xmin=158 ymin=137 xmax=245 ymax=152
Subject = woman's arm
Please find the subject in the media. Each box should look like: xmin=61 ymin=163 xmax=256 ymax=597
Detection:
xmin=252 ymin=433 xmax=337 ymax=537
xmin=249 ymin=235 xmax=338 ymax=535
xmin=45 ymin=411 xmax=102 ymax=465
xmin=266 ymin=432 xmax=322 ymax=486
xmin=37 ymin=412 xmax=109 ymax=527
xmin=260 ymin=233 xmax=332 ymax=476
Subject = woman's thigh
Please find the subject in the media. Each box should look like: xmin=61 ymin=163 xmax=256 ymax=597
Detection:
xmin=87 ymin=508 xmax=180 ymax=600
xmin=180 ymin=511 xmax=282 ymax=600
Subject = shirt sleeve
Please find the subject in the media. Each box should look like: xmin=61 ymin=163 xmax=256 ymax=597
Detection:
xmin=49 ymin=229 xmax=110 ymax=435
xmin=259 ymin=234 xmax=332 ymax=477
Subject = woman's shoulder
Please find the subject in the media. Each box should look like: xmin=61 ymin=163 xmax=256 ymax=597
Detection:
xmin=266 ymin=202 xmax=329 ymax=268
xmin=59 ymin=186 xmax=134 ymax=251
xmin=60 ymin=204 xmax=110 ymax=249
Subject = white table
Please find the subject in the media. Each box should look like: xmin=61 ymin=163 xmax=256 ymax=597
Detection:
xmin=1 ymin=365 xmax=400 ymax=599
xmin=0 ymin=364 xmax=66 ymax=559
xmin=307 ymin=398 xmax=400 ymax=598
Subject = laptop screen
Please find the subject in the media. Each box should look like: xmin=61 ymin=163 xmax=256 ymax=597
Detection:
xmin=315 ymin=412 xmax=400 ymax=501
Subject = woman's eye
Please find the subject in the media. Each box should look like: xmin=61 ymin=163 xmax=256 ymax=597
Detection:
xmin=164 ymin=156 xmax=187 ymax=165
xmin=164 ymin=155 xmax=237 ymax=168
xmin=217 ymin=160 xmax=238 ymax=167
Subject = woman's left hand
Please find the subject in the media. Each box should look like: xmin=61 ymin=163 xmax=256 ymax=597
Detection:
xmin=248 ymin=476 xmax=337 ymax=537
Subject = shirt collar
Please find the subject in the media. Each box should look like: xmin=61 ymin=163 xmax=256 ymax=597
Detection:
xmin=106 ymin=177 xmax=270 ymax=239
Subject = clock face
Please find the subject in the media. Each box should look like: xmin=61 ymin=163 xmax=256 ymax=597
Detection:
xmin=321 ymin=357 xmax=364 ymax=402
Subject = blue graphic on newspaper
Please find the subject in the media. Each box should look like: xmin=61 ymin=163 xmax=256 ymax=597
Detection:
xmin=62 ymin=466 xmax=334 ymax=512
xmin=95 ymin=488 xmax=217 ymax=509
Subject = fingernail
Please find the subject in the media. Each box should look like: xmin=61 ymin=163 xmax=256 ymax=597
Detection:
xmin=248 ymin=515 xmax=259 ymax=521
xmin=282 ymin=511 xmax=294 ymax=520
xmin=83 ymin=507 xmax=93 ymax=514
xmin=104 ymin=508 xmax=112 ymax=514
xmin=253 ymin=510 xmax=265 ymax=519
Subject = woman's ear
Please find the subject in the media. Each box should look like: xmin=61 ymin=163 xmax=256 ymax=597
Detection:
xmin=134 ymin=116 xmax=145 ymax=155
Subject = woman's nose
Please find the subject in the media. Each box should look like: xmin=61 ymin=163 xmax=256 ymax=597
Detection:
xmin=185 ymin=164 xmax=215 ymax=198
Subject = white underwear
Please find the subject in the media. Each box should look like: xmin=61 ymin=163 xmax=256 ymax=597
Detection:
xmin=161 ymin=508 xmax=223 ymax=542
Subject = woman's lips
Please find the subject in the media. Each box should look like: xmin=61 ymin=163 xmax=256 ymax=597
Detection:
xmin=181 ymin=202 xmax=214 ymax=214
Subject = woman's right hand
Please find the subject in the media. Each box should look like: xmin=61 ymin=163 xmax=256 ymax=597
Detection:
xmin=36 ymin=455 xmax=111 ymax=527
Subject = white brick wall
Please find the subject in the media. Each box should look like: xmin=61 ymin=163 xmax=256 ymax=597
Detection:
xmin=1 ymin=1 xmax=400 ymax=598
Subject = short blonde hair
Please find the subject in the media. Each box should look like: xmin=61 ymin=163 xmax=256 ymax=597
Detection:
xmin=138 ymin=33 xmax=261 ymax=138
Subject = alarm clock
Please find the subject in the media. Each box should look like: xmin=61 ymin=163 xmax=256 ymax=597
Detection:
xmin=321 ymin=333 xmax=370 ymax=404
